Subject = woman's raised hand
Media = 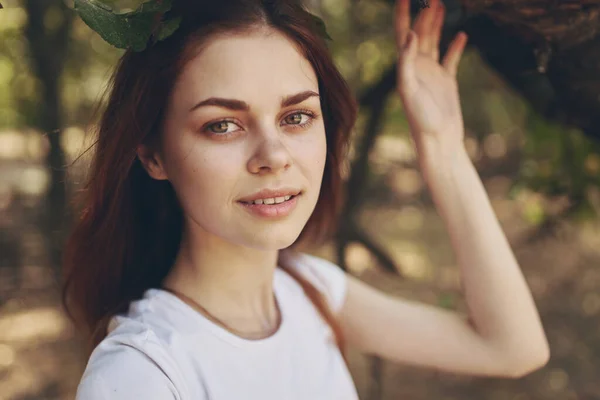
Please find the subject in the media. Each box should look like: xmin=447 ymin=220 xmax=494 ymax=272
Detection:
xmin=394 ymin=0 xmax=468 ymax=155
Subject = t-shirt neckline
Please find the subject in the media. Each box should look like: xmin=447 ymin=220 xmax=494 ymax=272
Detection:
xmin=147 ymin=268 xmax=289 ymax=349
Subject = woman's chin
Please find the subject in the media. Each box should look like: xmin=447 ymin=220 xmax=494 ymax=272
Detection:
xmin=242 ymin=228 xmax=304 ymax=251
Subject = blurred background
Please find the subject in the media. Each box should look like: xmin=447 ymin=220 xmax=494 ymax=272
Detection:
xmin=1 ymin=0 xmax=600 ymax=399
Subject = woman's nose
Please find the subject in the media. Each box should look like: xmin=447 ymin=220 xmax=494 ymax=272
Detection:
xmin=247 ymin=132 xmax=293 ymax=175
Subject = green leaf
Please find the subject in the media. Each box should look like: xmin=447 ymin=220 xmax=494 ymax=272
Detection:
xmin=154 ymin=15 xmax=181 ymax=42
xmin=74 ymin=0 xmax=174 ymax=52
xmin=308 ymin=13 xmax=332 ymax=42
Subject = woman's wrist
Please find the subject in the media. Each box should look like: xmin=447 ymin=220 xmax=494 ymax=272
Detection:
xmin=414 ymin=133 xmax=470 ymax=183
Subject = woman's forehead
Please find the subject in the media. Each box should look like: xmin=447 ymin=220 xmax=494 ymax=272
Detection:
xmin=172 ymin=31 xmax=319 ymax=109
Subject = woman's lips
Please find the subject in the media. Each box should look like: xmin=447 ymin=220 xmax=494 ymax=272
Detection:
xmin=237 ymin=194 xmax=300 ymax=218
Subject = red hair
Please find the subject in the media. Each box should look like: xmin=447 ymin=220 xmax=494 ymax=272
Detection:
xmin=63 ymin=0 xmax=358 ymax=359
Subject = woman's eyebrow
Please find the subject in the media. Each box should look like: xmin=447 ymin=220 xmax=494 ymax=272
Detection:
xmin=189 ymin=90 xmax=320 ymax=112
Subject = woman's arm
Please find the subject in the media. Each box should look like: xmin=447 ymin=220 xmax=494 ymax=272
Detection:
xmin=338 ymin=0 xmax=549 ymax=377
xmin=338 ymin=145 xmax=548 ymax=377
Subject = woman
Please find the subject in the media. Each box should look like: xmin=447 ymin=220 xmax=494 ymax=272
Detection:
xmin=65 ymin=0 xmax=550 ymax=398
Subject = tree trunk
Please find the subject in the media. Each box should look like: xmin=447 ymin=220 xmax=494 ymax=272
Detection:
xmin=23 ymin=0 xmax=73 ymax=284
xmin=379 ymin=0 xmax=600 ymax=141
xmin=459 ymin=0 xmax=600 ymax=141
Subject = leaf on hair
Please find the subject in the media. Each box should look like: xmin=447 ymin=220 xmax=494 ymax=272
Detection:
xmin=154 ymin=15 xmax=181 ymax=42
xmin=74 ymin=0 xmax=177 ymax=51
xmin=308 ymin=13 xmax=332 ymax=42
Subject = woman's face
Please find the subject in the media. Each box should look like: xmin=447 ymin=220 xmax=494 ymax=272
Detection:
xmin=150 ymin=29 xmax=327 ymax=250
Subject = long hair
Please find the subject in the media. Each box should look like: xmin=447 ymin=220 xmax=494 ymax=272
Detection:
xmin=63 ymin=0 xmax=358 ymax=358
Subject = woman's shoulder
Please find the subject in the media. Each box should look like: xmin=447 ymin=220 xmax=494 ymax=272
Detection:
xmin=76 ymin=292 xmax=209 ymax=400
xmin=76 ymin=320 xmax=186 ymax=400
xmin=280 ymin=251 xmax=348 ymax=313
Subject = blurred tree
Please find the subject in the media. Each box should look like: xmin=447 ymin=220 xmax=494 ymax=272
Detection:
xmin=22 ymin=0 xmax=74 ymax=282
xmin=336 ymin=0 xmax=600 ymax=275
xmin=459 ymin=0 xmax=600 ymax=141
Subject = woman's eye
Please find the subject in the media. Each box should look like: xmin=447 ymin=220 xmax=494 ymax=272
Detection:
xmin=203 ymin=111 xmax=317 ymax=138
xmin=206 ymin=120 xmax=239 ymax=134
xmin=285 ymin=113 xmax=303 ymax=124
xmin=284 ymin=111 xmax=316 ymax=128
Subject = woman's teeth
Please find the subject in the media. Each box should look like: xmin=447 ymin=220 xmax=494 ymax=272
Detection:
xmin=246 ymin=195 xmax=293 ymax=205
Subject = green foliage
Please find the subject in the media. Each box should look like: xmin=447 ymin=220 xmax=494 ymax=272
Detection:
xmin=308 ymin=13 xmax=332 ymax=42
xmin=155 ymin=14 xmax=181 ymax=41
xmin=73 ymin=0 xmax=179 ymax=51
xmin=73 ymin=0 xmax=330 ymax=52
xmin=511 ymin=108 xmax=600 ymax=220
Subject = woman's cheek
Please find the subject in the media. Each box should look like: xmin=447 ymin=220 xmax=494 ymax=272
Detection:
xmin=188 ymin=150 xmax=240 ymax=193
xmin=304 ymin=129 xmax=327 ymax=177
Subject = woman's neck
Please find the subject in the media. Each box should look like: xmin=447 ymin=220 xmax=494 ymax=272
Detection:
xmin=162 ymin=229 xmax=281 ymax=336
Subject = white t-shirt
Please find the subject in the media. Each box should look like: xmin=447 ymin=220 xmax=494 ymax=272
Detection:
xmin=76 ymin=252 xmax=359 ymax=400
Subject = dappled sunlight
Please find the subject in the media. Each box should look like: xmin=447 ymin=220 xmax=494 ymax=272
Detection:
xmin=1 ymin=366 xmax=46 ymax=400
xmin=60 ymin=126 xmax=88 ymax=160
xmin=483 ymin=133 xmax=508 ymax=159
xmin=18 ymin=165 xmax=50 ymax=196
xmin=0 ymin=129 xmax=49 ymax=161
xmin=545 ymin=368 xmax=570 ymax=394
xmin=0 ymin=126 xmax=95 ymax=204
xmin=0 ymin=306 xmax=70 ymax=343
xmin=388 ymin=168 xmax=423 ymax=197
xmin=395 ymin=205 xmax=424 ymax=231
xmin=0 ymin=7 xmax=28 ymax=32
xmin=344 ymin=243 xmax=376 ymax=275
xmin=0 ymin=340 xmax=81 ymax=400
xmin=0 ymin=130 xmax=27 ymax=160
xmin=81 ymin=71 xmax=110 ymax=103
xmin=389 ymin=241 xmax=432 ymax=281
xmin=0 ymin=343 xmax=16 ymax=368
xmin=584 ymin=154 xmax=600 ymax=174
xmin=0 ymin=55 xmax=15 ymax=89
xmin=356 ymin=40 xmax=381 ymax=65
xmin=464 ymin=135 xmax=482 ymax=161
xmin=26 ymin=131 xmax=50 ymax=162
xmin=578 ymin=220 xmax=600 ymax=251
xmin=321 ymin=0 xmax=349 ymax=19
xmin=371 ymin=135 xmax=416 ymax=167
xmin=356 ymin=40 xmax=383 ymax=84
xmin=360 ymin=205 xmax=427 ymax=239
xmin=514 ymin=188 xmax=546 ymax=225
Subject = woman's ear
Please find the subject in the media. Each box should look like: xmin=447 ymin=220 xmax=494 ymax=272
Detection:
xmin=137 ymin=144 xmax=169 ymax=180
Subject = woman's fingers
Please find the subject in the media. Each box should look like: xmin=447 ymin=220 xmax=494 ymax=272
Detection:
xmin=397 ymin=31 xmax=419 ymax=98
xmin=430 ymin=3 xmax=445 ymax=61
xmin=414 ymin=0 xmax=440 ymax=57
xmin=442 ymin=31 xmax=468 ymax=76
xmin=394 ymin=0 xmax=411 ymax=49
xmin=396 ymin=0 xmax=448 ymax=63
